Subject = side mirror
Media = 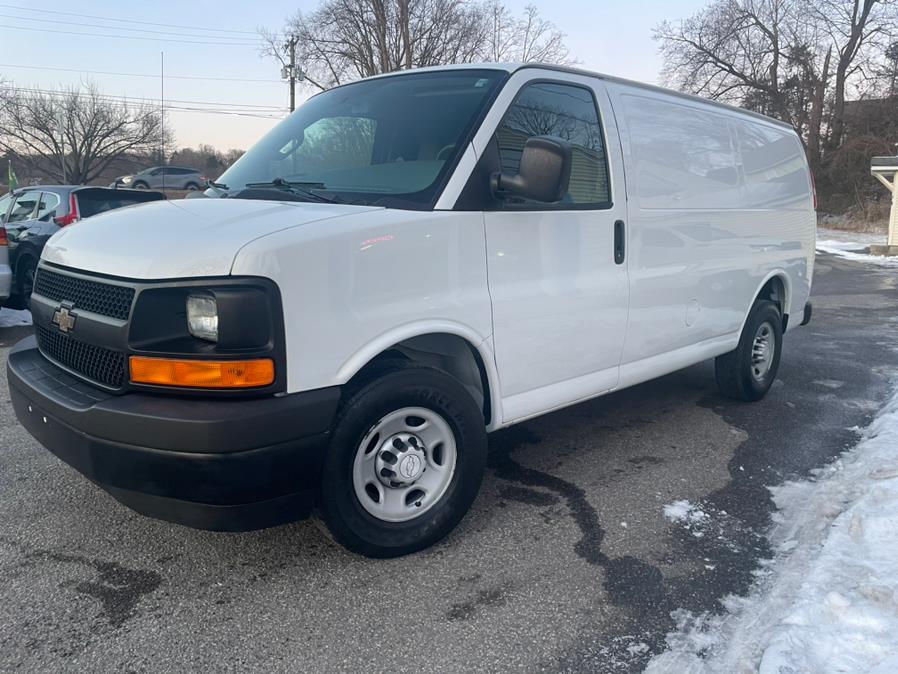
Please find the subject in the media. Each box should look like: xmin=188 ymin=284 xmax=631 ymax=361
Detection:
xmin=491 ymin=135 xmax=573 ymax=203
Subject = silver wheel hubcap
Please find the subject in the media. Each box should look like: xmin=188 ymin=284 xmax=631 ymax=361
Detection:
xmin=751 ymin=321 xmax=775 ymax=381
xmin=352 ymin=407 xmax=457 ymax=523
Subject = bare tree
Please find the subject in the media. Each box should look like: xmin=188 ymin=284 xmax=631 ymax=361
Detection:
xmin=260 ymin=0 xmax=572 ymax=92
xmin=482 ymin=2 xmax=573 ymax=64
xmin=815 ymin=0 xmax=897 ymax=150
xmin=655 ymin=0 xmax=808 ymax=124
xmin=882 ymin=41 xmax=898 ymax=95
xmin=262 ymin=0 xmax=490 ymax=91
xmin=654 ymin=0 xmax=897 ymax=162
xmin=0 ymin=82 xmax=167 ymax=184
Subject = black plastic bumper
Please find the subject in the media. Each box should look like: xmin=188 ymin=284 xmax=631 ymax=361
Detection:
xmin=7 ymin=336 xmax=341 ymax=531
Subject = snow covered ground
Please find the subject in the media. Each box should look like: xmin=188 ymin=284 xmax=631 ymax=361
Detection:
xmin=646 ymin=238 xmax=898 ymax=673
xmin=647 ymin=389 xmax=898 ymax=673
xmin=0 ymin=308 xmax=32 ymax=328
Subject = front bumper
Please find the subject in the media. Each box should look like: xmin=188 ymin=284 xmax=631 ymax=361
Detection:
xmin=0 ymin=263 xmax=12 ymax=300
xmin=7 ymin=336 xmax=341 ymax=531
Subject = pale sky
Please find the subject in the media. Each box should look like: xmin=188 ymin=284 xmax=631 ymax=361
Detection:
xmin=0 ymin=0 xmax=704 ymax=151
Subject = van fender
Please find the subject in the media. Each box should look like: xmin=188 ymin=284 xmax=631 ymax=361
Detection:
xmin=736 ymin=270 xmax=792 ymax=338
xmin=334 ymin=320 xmax=503 ymax=429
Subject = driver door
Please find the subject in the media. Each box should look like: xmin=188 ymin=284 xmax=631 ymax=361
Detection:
xmin=481 ymin=75 xmax=630 ymax=423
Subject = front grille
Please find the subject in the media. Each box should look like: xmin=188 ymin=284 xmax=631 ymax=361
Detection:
xmin=36 ymin=325 xmax=127 ymax=389
xmin=34 ymin=268 xmax=135 ymax=320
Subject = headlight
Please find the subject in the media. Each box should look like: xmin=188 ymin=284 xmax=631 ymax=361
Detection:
xmin=187 ymin=294 xmax=218 ymax=342
xmin=122 ymin=176 xmax=133 ymax=184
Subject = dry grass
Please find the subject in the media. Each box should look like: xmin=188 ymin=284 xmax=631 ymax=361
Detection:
xmin=818 ymin=200 xmax=890 ymax=233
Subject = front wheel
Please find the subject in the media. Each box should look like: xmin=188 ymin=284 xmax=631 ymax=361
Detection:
xmin=715 ymin=299 xmax=783 ymax=401
xmin=319 ymin=362 xmax=487 ymax=558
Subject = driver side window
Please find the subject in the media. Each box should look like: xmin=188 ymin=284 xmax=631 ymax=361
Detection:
xmin=495 ymin=81 xmax=611 ymax=208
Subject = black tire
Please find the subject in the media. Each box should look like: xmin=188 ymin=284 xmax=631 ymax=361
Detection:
xmin=132 ymin=181 xmax=149 ymax=190
xmin=7 ymin=256 xmax=37 ymax=310
xmin=319 ymin=361 xmax=487 ymax=558
xmin=185 ymin=182 xmax=200 ymax=191
xmin=715 ymin=299 xmax=783 ymax=401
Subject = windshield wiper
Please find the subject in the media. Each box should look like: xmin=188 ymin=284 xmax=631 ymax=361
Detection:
xmin=243 ymin=178 xmax=337 ymax=203
xmin=206 ymin=179 xmax=229 ymax=191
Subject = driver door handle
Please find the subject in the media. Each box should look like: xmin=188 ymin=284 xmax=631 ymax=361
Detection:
xmin=614 ymin=220 xmax=625 ymax=265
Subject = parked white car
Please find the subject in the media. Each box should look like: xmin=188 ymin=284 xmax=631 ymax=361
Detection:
xmin=8 ymin=64 xmax=814 ymax=557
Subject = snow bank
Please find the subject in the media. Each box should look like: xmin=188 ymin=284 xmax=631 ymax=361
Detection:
xmin=816 ymin=228 xmax=898 ymax=267
xmin=0 ymin=308 xmax=32 ymax=327
xmin=646 ymin=388 xmax=898 ymax=673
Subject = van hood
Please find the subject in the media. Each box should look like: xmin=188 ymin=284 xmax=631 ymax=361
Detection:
xmin=42 ymin=198 xmax=381 ymax=279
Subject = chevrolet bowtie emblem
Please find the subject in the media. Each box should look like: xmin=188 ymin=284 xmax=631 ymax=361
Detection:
xmin=52 ymin=304 xmax=77 ymax=334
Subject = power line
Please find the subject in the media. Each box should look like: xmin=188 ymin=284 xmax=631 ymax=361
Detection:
xmin=4 ymin=85 xmax=287 ymax=116
xmin=0 ymin=62 xmax=281 ymax=83
xmin=166 ymin=108 xmax=283 ymax=119
xmin=4 ymin=13 xmax=260 ymax=42
xmin=0 ymin=23 xmax=259 ymax=46
xmin=0 ymin=3 xmax=258 ymax=35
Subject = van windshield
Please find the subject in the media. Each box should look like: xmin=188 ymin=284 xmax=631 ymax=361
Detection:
xmin=217 ymin=69 xmax=505 ymax=209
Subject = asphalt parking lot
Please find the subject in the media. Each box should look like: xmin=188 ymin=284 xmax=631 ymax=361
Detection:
xmin=1 ymin=252 xmax=896 ymax=673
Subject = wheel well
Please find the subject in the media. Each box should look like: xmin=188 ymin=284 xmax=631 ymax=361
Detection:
xmin=14 ymin=251 xmax=36 ymax=275
xmin=348 ymin=334 xmax=492 ymax=425
xmin=757 ymin=276 xmax=788 ymax=329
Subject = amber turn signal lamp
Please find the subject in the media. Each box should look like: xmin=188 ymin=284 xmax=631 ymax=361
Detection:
xmin=129 ymin=356 xmax=275 ymax=389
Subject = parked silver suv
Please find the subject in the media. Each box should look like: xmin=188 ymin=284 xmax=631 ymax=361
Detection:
xmin=112 ymin=166 xmax=205 ymax=191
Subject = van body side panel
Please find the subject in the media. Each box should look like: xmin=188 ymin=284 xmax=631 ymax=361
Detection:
xmin=231 ymin=209 xmax=494 ymax=396
xmin=608 ymin=84 xmax=814 ymax=369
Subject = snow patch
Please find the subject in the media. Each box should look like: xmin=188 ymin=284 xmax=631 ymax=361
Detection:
xmin=646 ymin=387 xmax=898 ymax=674
xmin=816 ymin=241 xmax=898 ymax=267
xmin=0 ymin=308 xmax=32 ymax=327
xmin=663 ymin=500 xmax=708 ymax=524
xmin=815 ymin=228 xmax=898 ymax=267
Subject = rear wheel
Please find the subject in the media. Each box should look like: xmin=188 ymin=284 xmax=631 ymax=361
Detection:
xmin=185 ymin=182 xmax=200 ymax=191
xmin=319 ymin=362 xmax=487 ymax=558
xmin=715 ymin=299 xmax=783 ymax=401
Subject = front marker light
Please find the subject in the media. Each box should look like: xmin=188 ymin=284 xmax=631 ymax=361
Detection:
xmin=187 ymin=294 xmax=218 ymax=342
xmin=130 ymin=356 xmax=274 ymax=388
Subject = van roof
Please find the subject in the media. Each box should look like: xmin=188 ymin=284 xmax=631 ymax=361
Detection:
xmin=362 ymin=62 xmax=795 ymax=132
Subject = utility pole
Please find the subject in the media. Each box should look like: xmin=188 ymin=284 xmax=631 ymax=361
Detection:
xmin=160 ymin=51 xmax=166 ymax=192
xmin=285 ymin=35 xmax=298 ymax=112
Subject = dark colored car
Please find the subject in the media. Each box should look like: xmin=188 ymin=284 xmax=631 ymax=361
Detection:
xmin=0 ymin=186 xmax=165 ymax=308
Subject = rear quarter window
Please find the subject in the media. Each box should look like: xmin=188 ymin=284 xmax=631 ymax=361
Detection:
xmin=735 ymin=121 xmax=809 ymax=209
xmin=621 ymin=94 xmax=741 ymax=210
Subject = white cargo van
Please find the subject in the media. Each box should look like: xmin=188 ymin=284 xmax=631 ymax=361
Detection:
xmin=8 ymin=64 xmax=814 ymax=557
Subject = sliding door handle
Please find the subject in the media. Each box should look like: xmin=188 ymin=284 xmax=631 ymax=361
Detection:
xmin=614 ymin=220 xmax=626 ymax=265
